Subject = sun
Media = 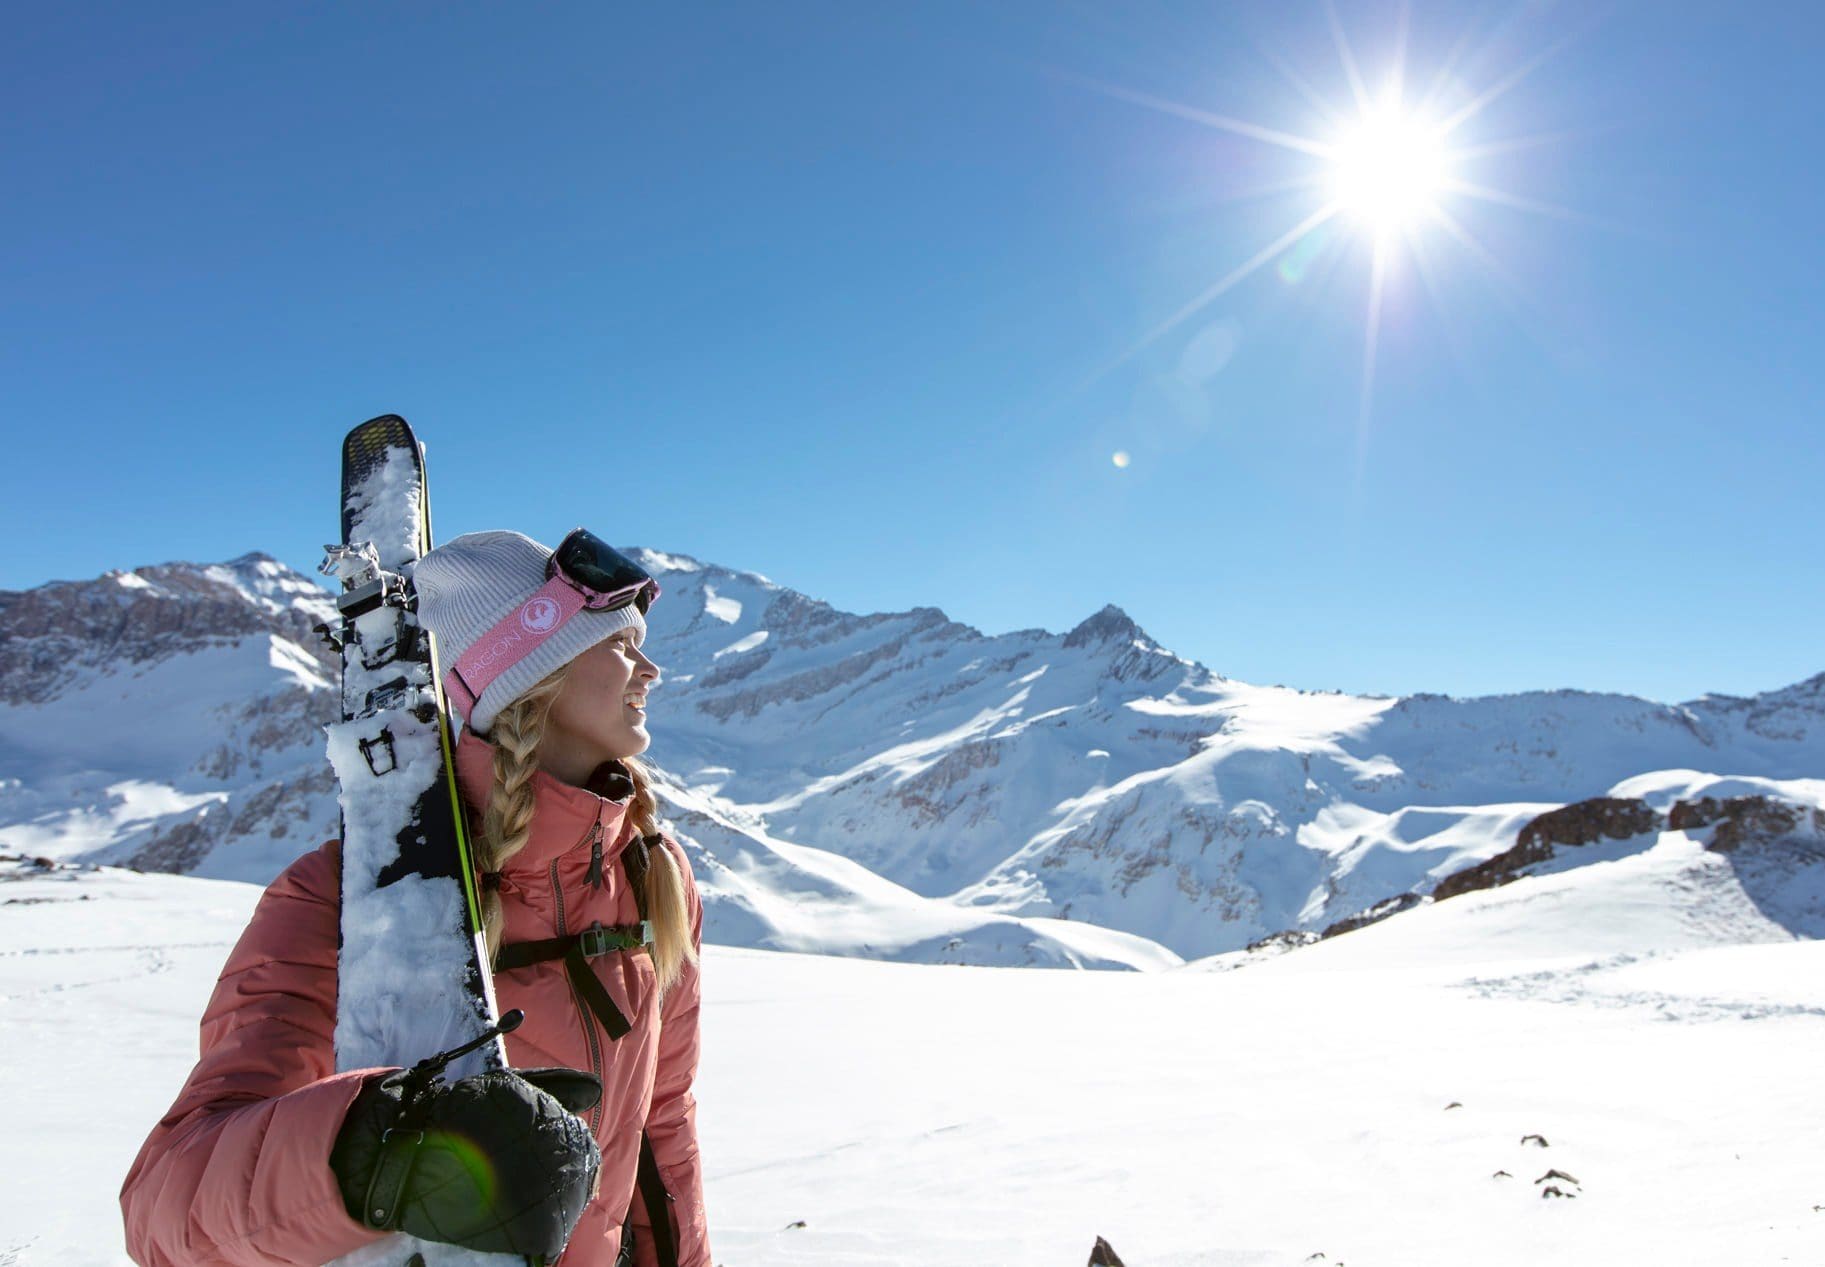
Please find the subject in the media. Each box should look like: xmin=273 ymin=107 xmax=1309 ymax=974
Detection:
xmin=1328 ymin=105 xmax=1449 ymax=233
xmin=1068 ymin=10 xmax=1587 ymax=485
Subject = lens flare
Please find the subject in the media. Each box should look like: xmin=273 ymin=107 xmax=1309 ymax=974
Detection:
xmin=1277 ymin=224 xmax=1331 ymax=284
xmin=424 ymin=1130 xmax=499 ymax=1207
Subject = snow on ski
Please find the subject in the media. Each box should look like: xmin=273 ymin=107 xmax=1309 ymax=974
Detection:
xmin=321 ymin=416 xmax=520 ymax=1267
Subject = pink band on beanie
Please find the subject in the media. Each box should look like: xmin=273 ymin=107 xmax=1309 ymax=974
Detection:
xmin=443 ymin=575 xmax=588 ymax=720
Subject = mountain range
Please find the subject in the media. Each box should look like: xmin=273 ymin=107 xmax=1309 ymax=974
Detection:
xmin=2 ymin=550 xmax=1819 ymax=969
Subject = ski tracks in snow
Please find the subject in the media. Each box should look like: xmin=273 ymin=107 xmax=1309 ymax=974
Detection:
xmin=711 ymin=1118 xmax=985 ymax=1181
xmin=1457 ymin=951 xmax=1825 ymax=1024
xmin=0 ymin=940 xmax=227 ymax=1003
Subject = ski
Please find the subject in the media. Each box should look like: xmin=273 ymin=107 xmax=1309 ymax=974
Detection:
xmin=319 ymin=414 xmax=519 ymax=1267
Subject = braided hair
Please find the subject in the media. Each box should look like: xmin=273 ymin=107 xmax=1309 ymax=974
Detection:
xmin=619 ymin=751 xmax=697 ymax=996
xmin=478 ymin=662 xmax=697 ymax=996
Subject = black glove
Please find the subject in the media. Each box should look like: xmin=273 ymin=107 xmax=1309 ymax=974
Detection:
xmin=331 ymin=1056 xmax=603 ymax=1259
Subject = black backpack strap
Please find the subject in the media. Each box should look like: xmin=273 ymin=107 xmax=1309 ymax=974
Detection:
xmin=491 ymin=832 xmax=665 ymax=1047
xmin=637 ymin=1130 xmax=679 ymax=1267
xmin=495 ymin=924 xmax=651 ymax=969
xmin=495 ymin=926 xmax=651 ymax=1041
xmin=561 ymin=940 xmax=632 ymax=1040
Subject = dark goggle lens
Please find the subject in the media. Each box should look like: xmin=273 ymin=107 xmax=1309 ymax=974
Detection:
xmin=551 ymin=528 xmax=658 ymax=613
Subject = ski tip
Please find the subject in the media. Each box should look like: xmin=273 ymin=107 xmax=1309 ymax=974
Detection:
xmin=345 ymin=414 xmax=414 ymax=456
xmin=341 ymin=414 xmax=419 ymax=490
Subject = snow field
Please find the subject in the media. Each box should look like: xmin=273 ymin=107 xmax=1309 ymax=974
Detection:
xmin=5 ymin=846 xmax=1817 ymax=1267
xmin=0 ymin=865 xmax=259 ymax=1267
xmin=701 ymin=943 xmax=1822 ymax=1266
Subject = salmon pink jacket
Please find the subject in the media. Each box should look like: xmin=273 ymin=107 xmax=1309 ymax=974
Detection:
xmin=120 ymin=731 xmax=711 ymax=1267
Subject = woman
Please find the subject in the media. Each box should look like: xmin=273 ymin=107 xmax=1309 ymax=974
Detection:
xmin=120 ymin=529 xmax=711 ymax=1267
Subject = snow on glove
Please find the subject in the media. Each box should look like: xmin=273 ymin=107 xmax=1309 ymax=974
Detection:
xmin=331 ymin=1061 xmax=603 ymax=1259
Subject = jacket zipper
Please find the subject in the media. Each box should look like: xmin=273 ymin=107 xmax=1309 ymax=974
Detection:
xmin=586 ymin=822 xmax=605 ymax=888
xmin=550 ymin=822 xmax=606 ymax=1136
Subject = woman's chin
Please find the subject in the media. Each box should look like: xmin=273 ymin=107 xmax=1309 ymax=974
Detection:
xmin=568 ymin=723 xmax=652 ymax=765
xmin=617 ymin=722 xmax=652 ymax=756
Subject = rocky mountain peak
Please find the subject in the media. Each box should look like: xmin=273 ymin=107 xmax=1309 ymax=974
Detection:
xmin=1062 ymin=604 xmax=1150 ymax=650
xmin=0 ymin=557 xmax=334 ymax=706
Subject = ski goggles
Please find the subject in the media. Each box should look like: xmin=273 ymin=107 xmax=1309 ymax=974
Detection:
xmin=442 ymin=528 xmax=660 ymax=723
xmin=549 ymin=528 xmax=660 ymax=616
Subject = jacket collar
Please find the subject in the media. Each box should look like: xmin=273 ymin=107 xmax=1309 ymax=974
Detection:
xmin=454 ymin=728 xmax=640 ymax=873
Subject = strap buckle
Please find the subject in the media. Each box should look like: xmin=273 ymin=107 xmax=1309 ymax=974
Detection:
xmin=577 ymin=923 xmax=619 ymax=958
xmin=577 ymin=921 xmax=653 ymax=957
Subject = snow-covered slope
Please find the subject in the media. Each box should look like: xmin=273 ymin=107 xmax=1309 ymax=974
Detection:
xmin=3 ymin=550 xmax=1820 ymax=969
xmin=656 ymin=770 xmax=1178 ymax=971
xmin=1202 ymin=779 xmax=1825 ymax=975
xmin=6 ymin=841 xmax=1820 ymax=1267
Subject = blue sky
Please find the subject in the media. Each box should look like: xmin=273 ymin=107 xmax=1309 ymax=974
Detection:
xmin=4 ymin=2 xmax=1820 ymax=703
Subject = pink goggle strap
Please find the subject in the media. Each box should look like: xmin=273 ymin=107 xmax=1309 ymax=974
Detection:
xmin=578 ymin=577 xmax=652 ymax=611
xmin=443 ymin=575 xmax=588 ymax=721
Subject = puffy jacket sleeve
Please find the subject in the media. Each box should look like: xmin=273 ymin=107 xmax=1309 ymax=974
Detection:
xmin=120 ymin=840 xmax=389 ymax=1267
xmin=630 ymin=834 xmax=711 ymax=1267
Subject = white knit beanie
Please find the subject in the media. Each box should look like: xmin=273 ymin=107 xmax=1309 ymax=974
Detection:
xmin=413 ymin=530 xmax=646 ymax=734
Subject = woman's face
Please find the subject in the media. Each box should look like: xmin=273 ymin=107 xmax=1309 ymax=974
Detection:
xmin=540 ymin=627 xmax=662 ymax=786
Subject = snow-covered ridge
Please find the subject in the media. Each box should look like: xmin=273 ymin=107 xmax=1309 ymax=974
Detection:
xmin=2 ymin=551 xmax=1820 ymax=970
xmin=634 ymin=554 xmax=1823 ymax=962
xmin=0 ymin=556 xmax=338 ymax=882
xmin=0 ymin=552 xmax=334 ymax=705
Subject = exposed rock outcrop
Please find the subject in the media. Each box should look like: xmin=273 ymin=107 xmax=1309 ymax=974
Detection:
xmin=1433 ymin=797 xmax=1662 ymax=902
xmin=1063 ymin=604 xmax=1146 ymax=650
xmin=1668 ymin=794 xmax=1825 ymax=852
xmin=1321 ymin=891 xmax=1425 ymax=939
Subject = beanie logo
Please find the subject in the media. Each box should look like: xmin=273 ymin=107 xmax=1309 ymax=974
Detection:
xmin=519 ymin=596 xmax=562 ymax=634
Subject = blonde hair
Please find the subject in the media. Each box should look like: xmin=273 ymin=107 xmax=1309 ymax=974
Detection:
xmin=477 ymin=661 xmax=697 ymax=996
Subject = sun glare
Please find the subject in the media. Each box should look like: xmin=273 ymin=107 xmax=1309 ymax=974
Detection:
xmin=1073 ymin=9 xmax=1586 ymax=486
xmin=1330 ymin=106 xmax=1448 ymax=232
